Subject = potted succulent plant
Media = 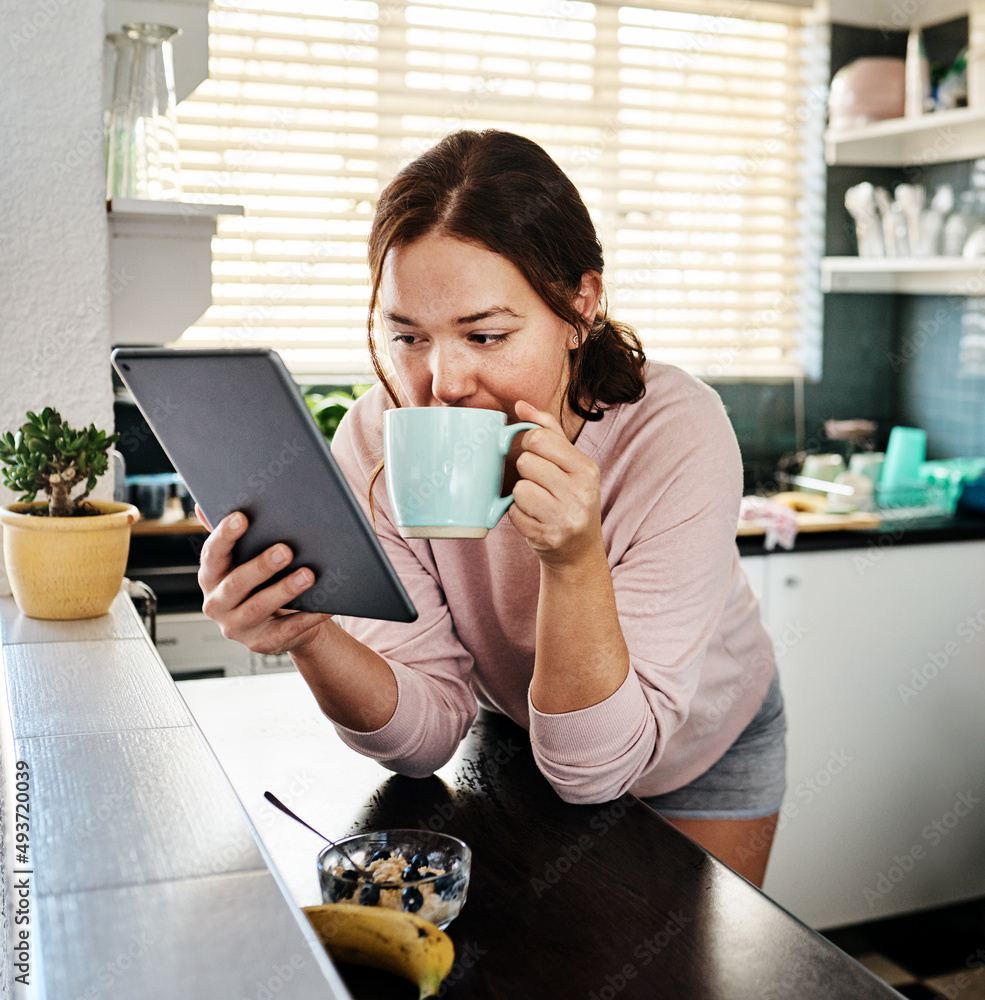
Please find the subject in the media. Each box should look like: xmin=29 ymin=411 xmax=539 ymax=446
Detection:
xmin=0 ymin=407 xmax=139 ymax=620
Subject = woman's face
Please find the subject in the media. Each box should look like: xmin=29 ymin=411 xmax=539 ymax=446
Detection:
xmin=379 ymin=232 xmax=599 ymax=436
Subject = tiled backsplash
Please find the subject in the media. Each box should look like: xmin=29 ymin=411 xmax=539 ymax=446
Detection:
xmin=719 ymin=274 xmax=985 ymax=497
xmin=898 ymin=296 xmax=985 ymax=459
xmin=710 ymin=289 xmax=901 ymax=494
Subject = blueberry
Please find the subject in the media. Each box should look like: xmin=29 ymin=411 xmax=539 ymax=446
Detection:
xmin=358 ymin=883 xmax=380 ymax=906
xmin=402 ymin=865 xmax=421 ymax=882
xmin=433 ymin=874 xmax=461 ymax=900
xmin=402 ymin=886 xmax=424 ymax=913
xmin=334 ymin=869 xmax=358 ymax=900
xmin=368 ymin=849 xmax=391 ymax=863
xmin=408 ymin=852 xmax=430 ymax=871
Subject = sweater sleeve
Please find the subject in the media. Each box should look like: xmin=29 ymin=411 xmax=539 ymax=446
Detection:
xmin=327 ymin=392 xmax=479 ymax=777
xmin=527 ymin=374 xmax=744 ymax=804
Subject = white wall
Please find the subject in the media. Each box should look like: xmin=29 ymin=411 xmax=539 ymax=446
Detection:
xmin=0 ymin=0 xmax=114 ymax=596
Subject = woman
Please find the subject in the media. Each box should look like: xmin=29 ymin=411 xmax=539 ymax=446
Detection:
xmin=197 ymin=130 xmax=785 ymax=887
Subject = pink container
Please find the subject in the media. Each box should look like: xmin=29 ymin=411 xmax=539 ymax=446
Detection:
xmin=828 ymin=57 xmax=906 ymax=130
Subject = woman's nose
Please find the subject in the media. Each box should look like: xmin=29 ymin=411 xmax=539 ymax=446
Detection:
xmin=430 ymin=348 xmax=476 ymax=404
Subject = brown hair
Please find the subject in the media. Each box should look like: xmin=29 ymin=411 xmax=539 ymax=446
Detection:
xmin=366 ymin=129 xmax=647 ymax=420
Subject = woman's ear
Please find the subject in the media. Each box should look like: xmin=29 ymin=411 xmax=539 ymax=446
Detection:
xmin=574 ymin=271 xmax=603 ymax=327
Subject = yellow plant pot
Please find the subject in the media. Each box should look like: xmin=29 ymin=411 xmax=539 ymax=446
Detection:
xmin=0 ymin=501 xmax=141 ymax=620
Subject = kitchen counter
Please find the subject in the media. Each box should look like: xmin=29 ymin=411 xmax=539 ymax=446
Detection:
xmin=0 ymin=593 xmax=902 ymax=999
xmin=177 ymin=670 xmax=903 ymax=1000
xmin=737 ymin=510 xmax=985 ymax=555
xmin=0 ymin=593 xmax=348 ymax=1000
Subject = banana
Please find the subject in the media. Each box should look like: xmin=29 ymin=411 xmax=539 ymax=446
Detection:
xmin=303 ymin=903 xmax=455 ymax=999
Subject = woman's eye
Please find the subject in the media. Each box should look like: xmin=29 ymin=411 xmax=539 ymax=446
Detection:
xmin=468 ymin=333 xmax=508 ymax=346
xmin=390 ymin=334 xmax=419 ymax=346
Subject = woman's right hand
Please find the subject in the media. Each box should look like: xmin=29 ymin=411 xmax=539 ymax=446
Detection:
xmin=195 ymin=505 xmax=332 ymax=656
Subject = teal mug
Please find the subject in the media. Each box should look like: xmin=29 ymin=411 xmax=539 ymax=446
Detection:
xmin=383 ymin=407 xmax=540 ymax=539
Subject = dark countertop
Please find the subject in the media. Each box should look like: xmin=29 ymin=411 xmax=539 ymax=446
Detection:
xmin=179 ymin=672 xmax=900 ymax=1000
xmin=737 ymin=511 xmax=985 ymax=556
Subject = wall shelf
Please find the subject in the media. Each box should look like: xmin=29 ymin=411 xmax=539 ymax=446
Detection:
xmin=829 ymin=0 xmax=970 ymax=31
xmin=825 ymin=107 xmax=985 ymax=167
xmin=825 ymin=0 xmax=985 ymax=168
xmin=107 ymin=199 xmax=244 ymax=345
xmin=821 ymin=256 xmax=985 ymax=294
xmin=822 ymin=1 xmax=985 ymax=297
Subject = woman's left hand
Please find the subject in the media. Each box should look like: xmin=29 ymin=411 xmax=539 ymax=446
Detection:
xmin=508 ymin=400 xmax=604 ymax=567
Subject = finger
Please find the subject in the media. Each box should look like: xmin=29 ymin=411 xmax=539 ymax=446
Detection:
xmin=221 ymin=566 xmax=327 ymax=642
xmin=204 ymin=540 xmax=297 ymax=621
xmin=194 ymin=503 xmax=213 ymax=531
xmin=507 ymin=491 xmax=561 ymax=549
xmin=514 ymin=399 xmax=565 ymax=437
xmin=514 ymin=449 xmax=572 ymax=501
xmin=509 ymin=480 xmax=596 ymax=552
xmin=510 ymin=477 xmax=560 ymax=526
xmin=197 ymin=511 xmax=248 ymax=593
xmin=520 ymin=427 xmax=597 ymax=479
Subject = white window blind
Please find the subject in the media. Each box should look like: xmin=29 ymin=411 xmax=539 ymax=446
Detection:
xmin=176 ymin=0 xmax=829 ymax=380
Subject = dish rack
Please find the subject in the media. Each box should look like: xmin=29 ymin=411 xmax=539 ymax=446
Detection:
xmin=875 ymin=459 xmax=985 ymax=518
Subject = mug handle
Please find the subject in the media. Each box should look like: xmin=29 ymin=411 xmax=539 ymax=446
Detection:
xmin=486 ymin=421 xmax=541 ymax=528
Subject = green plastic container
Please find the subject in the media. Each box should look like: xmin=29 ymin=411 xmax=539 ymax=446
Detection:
xmin=918 ymin=458 xmax=985 ymax=515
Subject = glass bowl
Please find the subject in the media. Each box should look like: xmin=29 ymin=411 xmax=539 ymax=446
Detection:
xmin=316 ymin=829 xmax=471 ymax=930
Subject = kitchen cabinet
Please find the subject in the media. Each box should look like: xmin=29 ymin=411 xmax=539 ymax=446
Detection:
xmin=760 ymin=541 xmax=985 ymax=929
xmin=823 ymin=0 xmax=985 ymax=295
xmin=740 ymin=554 xmax=768 ymax=613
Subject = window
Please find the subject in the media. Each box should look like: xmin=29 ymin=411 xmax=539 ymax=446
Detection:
xmin=176 ymin=0 xmax=829 ymax=380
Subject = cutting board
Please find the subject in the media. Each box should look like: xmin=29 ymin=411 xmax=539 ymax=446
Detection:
xmin=737 ymin=510 xmax=881 ymax=536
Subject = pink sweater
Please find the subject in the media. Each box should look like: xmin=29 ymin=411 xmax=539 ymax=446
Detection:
xmin=330 ymin=362 xmax=776 ymax=803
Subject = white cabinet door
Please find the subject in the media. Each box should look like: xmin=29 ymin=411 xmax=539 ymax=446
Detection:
xmin=761 ymin=541 xmax=985 ymax=930
xmin=739 ymin=553 xmax=768 ymax=623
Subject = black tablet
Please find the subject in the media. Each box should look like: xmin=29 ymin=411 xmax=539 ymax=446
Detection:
xmin=111 ymin=347 xmax=417 ymax=623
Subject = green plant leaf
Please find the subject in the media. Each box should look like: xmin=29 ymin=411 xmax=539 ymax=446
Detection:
xmin=0 ymin=407 xmax=117 ymax=515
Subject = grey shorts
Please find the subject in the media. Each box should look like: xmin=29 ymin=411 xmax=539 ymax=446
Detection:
xmin=641 ymin=671 xmax=787 ymax=821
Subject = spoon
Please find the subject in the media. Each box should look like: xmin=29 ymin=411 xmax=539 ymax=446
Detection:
xmin=263 ymin=790 xmax=369 ymax=874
